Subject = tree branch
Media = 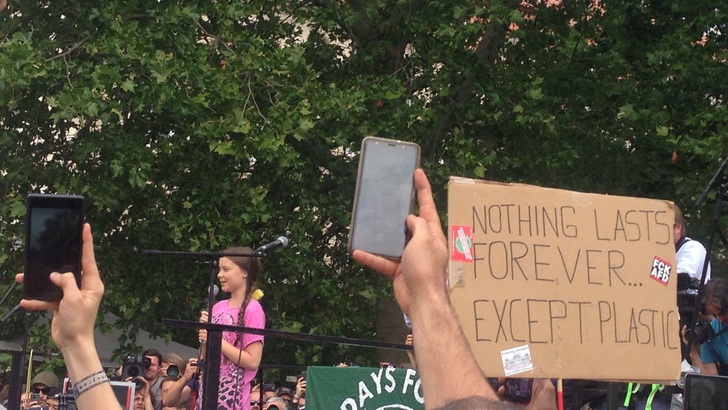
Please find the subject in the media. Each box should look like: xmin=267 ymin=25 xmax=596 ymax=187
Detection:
xmin=310 ymin=0 xmax=363 ymax=47
xmin=45 ymin=35 xmax=92 ymax=62
xmin=429 ymin=1 xmax=518 ymax=155
xmin=194 ymin=19 xmax=235 ymax=54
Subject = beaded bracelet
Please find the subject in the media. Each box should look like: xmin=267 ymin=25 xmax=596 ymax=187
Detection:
xmin=71 ymin=370 xmax=109 ymax=398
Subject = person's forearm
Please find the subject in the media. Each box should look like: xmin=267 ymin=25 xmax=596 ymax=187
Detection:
xmin=61 ymin=340 xmax=122 ymax=410
xmin=410 ymin=293 xmax=499 ymax=409
xmin=163 ymin=376 xmax=191 ymax=406
xmin=221 ymin=340 xmax=260 ymax=370
xmin=407 ymin=351 xmax=417 ymax=369
xmin=433 ymin=397 xmax=522 ymax=410
xmin=145 ymin=393 xmax=154 ymax=410
xmin=691 ymin=353 xmax=718 ymax=375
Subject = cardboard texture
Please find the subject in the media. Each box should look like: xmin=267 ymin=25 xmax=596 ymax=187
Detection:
xmin=447 ymin=177 xmax=681 ymax=383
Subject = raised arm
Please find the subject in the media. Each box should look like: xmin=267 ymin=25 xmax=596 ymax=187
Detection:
xmin=353 ymin=169 xmax=556 ymax=410
xmin=353 ymin=169 xmax=498 ymax=408
xmin=163 ymin=359 xmax=197 ymax=406
xmin=17 ymin=224 xmax=122 ymax=410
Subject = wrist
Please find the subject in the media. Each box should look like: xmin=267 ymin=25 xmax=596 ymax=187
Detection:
xmin=409 ymin=290 xmax=449 ymax=322
xmin=70 ymin=369 xmax=109 ymax=398
xmin=59 ymin=335 xmax=96 ymax=355
xmin=61 ymin=340 xmax=104 ymax=381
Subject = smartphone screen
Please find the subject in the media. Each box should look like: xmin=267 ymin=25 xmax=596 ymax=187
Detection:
xmin=503 ymin=378 xmax=533 ymax=404
xmin=348 ymin=137 xmax=420 ymax=259
xmin=23 ymin=194 xmax=84 ymax=301
xmin=685 ymin=373 xmax=728 ymax=409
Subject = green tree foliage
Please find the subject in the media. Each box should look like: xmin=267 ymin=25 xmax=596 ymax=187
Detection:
xmin=1 ymin=0 xmax=726 ymax=369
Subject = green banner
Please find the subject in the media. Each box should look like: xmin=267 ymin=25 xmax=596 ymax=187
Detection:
xmin=305 ymin=366 xmax=424 ymax=410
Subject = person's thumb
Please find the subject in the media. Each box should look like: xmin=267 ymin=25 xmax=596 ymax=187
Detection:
xmin=526 ymin=379 xmax=556 ymax=410
xmin=50 ymin=272 xmax=81 ymax=298
xmin=405 ymin=215 xmax=431 ymax=243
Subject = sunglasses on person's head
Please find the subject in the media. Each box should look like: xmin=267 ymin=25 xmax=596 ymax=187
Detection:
xmin=31 ymin=386 xmax=51 ymax=394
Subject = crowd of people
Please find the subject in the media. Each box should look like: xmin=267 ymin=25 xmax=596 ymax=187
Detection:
xmin=8 ymin=355 xmax=307 ymax=410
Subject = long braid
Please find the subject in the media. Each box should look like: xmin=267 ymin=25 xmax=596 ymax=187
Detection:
xmin=236 ymin=291 xmax=251 ymax=344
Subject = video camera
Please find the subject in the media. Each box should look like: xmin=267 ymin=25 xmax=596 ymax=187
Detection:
xmin=53 ymin=392 xmax=77 ymax=410
xmin=685 ymin=321 xmax=715 ymax=344
xmin=121 ymin=354 xmax=151 ymax=389
xmin=676 ymin=273 xmax=712 ymax=346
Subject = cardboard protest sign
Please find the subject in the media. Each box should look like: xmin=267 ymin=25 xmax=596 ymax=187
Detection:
xmin=305 ymin=366 xmax=423 ymax=410
xmin=447 ymin=178 xmax=681 ymax=383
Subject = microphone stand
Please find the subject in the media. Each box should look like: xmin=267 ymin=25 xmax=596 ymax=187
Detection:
xmin=143 ymin=249 xmax=265 ymax=410
xmin=694 ymin=149 xmax=728 ymax=289
xmin=695 ymin=151 xmax=728 ymax=208
xmin=0 ymin=281 xmax=21 ymax=323
xmin=0 ymin=280 xmax=18 ymax=309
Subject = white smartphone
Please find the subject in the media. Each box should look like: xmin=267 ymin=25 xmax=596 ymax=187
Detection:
xmin=348 ymin=137 xmax=421 ymax=259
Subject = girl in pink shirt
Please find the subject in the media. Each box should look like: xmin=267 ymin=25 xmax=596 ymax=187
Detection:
xmin=197 ymin=247 xmax=266 ymax=410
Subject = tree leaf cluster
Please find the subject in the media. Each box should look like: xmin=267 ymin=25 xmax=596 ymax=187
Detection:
xmin=1 ymin=0 xmax=727 ymax=372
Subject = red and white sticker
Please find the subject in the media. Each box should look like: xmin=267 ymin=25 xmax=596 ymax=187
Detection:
xmin=649 ymin=256 xmax=672 ymax=286
xmin=451 ymin=225 xmax=474 ymax=262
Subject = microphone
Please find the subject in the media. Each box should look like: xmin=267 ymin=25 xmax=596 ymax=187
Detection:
xmin=255 ymin=236 xmax=290 ymax=253
xmin=199 ymin=285 xmax=218 ymax=346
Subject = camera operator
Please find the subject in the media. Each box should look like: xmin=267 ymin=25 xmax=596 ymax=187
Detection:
xmin=161 ymin=354 xmax=186 ymax=379
xmin=291 ymin=375 xmax=306 ymax=409
xmin=130 ymin=376 xmax=154 ymax=410
xmin=161 ymin=358 xmax=198 ymax=409
xmin=682 ymin=278 xmax=728 ymax=376
xmin=141 ymin=349 xmax=163 ymax=410
xmin=21 ymin=371 xmax=60 ymax=410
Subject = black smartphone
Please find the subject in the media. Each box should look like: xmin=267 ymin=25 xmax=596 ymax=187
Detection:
xmin=348 ymin=137 xmax=420 ymax=259
xmin=684 ymin=373 xmax=728 ymax=409
xmin=23 ymin=194 xmax=84 ymax=301
xmin=502 ymin=378 xmax=533 ymax=404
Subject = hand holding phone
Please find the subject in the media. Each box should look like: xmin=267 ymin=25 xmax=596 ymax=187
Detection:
xmin=502 ymin=378 xmax=533 ymax=404
xmin=23 ymin=194 xmax=84 ymax=301
xmin=348 ymin=137 xmax=421 ymax=259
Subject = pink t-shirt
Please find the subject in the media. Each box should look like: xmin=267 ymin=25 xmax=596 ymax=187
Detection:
xmin=196 ymin=299 xmax=265 ymax=410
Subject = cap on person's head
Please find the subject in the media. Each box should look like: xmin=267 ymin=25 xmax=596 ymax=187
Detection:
xmin=262 ymin=383 xmax=276 ymax=393
xmin=276 ymin=386 xmax=294 ymax=399
xmin=265 ymin=396 xmax=286 ymax=408
xmin=31 ymin=371 xmax=60 ymax=388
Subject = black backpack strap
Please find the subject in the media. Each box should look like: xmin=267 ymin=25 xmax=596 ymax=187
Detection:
xmin=676 ymin=236 xmax=690 ymax=252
